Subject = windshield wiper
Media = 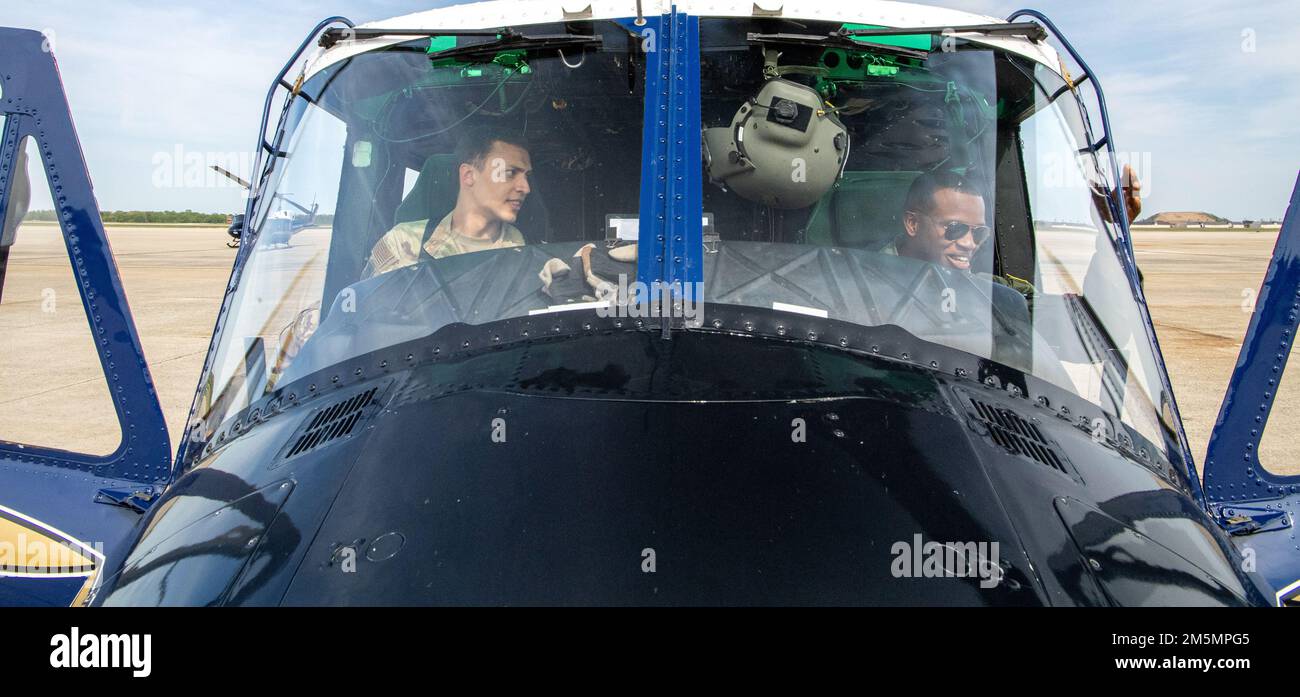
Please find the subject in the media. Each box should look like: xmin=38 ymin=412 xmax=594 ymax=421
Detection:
xmin=428 ymin=30 xmax=603 ymax=62
xmin=747 ymin=31 xmax=928 ymax=61
xmin=840 ymin=22 xmax=1048 ymax=42
xmin=317 ymin=26 xmax=603 ymax=58
xmin=746 ymin=21 xmax=1047 ymax=62
xmin=320 ymin=27 xmax=500 ymax=48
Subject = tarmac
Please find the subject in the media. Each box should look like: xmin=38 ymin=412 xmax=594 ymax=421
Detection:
xmin=1 ymin=223 xmax=1295 ymax=476
xmin=1133 ymin=228 xmax=1298 ymax=475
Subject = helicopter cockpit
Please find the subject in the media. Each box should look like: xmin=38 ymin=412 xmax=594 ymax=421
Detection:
xmin=193 ymin=14 xmax=1169 ymax=463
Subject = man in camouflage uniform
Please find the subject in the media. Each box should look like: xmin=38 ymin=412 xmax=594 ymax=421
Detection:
xmin=362 ymin=131 xmax=531 ymax=278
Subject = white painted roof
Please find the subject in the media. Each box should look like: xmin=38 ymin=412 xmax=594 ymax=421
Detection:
xmin=301 ymin=0 xmax=1062 ymax=83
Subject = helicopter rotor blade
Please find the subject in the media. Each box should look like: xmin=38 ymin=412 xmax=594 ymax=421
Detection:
xmin=210 ymin=165 xmax=251 ymax=190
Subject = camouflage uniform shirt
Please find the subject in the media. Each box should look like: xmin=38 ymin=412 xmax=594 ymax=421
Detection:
xmin=363 ymin=212 xmax=525 ymax=278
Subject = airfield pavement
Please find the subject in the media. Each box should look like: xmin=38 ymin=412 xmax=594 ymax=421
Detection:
xmin=1 ymin=223 xmax=1297 ymax=476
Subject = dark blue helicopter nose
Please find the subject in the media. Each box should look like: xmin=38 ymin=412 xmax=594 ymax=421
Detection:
xmin=274 ymin=389 xmax=1041 ymax=605
xmin=91 ymin=328 xmax=1265 ymax=606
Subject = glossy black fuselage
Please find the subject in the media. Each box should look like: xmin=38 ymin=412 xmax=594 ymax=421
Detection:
xmin=91 ymin=307 xmax=1273 ymax=606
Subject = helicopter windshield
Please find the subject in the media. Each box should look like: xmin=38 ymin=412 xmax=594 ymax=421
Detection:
xmin=695 ymin=18 xmax=1165 ymax=447
xmin=193 ymin=17 xmax=1167 ymax=458
xmin=194 ymin=21 xmax=647 ymax=440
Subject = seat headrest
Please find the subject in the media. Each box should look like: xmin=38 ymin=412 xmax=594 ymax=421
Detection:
xmin=828 ymin=171 xmax=921 ymax=250
xmin=394 ymin=153 xmax=459 ymax=225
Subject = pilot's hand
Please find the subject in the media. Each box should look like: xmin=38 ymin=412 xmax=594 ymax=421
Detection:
xmin=1122 ymin=164 xmax=1142 ymax=225
xmin=268 ymin=304 xmax=320 ymax=388
xmin=1090 ymin=164 xmax=1143 ymax=226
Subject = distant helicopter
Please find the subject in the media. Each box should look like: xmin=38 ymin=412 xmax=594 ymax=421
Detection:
xmin=210 ymin=165 xmax=318 ymax=248
xmin=1 ymin=0 xmax=1298 ymax=606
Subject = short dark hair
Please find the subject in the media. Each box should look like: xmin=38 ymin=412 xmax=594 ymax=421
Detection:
xmin=905 ymin=171 xmax=986 ymax=215
xmin=454 ymin=128 xmax=531 ymax=169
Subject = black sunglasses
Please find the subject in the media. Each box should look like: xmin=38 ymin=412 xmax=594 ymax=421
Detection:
xmin=914 ymin=212 xmax=992 ymax=245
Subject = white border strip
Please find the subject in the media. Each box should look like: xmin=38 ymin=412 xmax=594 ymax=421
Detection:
xmin=1274 ymin=577 xmax=1300 ymax=607
xmin=773 ymin=302 xmax=829 ymax=319
xmin=528 ymin=300 xmax=612 ymax=315
xmin=0 ymin=503 xmax=103 ymax=579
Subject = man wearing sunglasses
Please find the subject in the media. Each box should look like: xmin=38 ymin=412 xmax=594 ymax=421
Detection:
xmin=883 ymin=168 xmax=1143 ymax=296
xmin=884 ymin=170 xmax=1042 ymax=298
xmin=887 ymin=171 xmax=990 ymax=272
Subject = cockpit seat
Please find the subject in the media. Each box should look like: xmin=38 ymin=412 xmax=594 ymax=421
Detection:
xmin=803 ymin=170 xmax=921 ymax=251
xmin=392 ymin=152 xmax=550 ymax=243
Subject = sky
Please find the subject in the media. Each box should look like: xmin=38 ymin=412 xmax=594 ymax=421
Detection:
xmin=4 ymin=0 xmax=1297 ymax=220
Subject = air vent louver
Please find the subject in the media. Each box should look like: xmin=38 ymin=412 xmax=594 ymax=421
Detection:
xmin=969 ymin=397 xmax=1068 ymax=474
xmin=283 ymin=387 xmax=379 ymax=459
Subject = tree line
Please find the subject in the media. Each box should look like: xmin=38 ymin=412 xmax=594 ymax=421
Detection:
xmin=26 ymin=210 xmax=334 ymax=226
xmin=26 ymin=209 xmax=229 ymax=224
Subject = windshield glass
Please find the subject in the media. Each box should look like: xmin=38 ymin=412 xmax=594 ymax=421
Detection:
xmin=193 ymin=16 xmax=1168 ymax=459
xmin=194 ymin=22 xmax=646 ymax=439
xmin=697 ymin=18 xmax=1165 ymax=447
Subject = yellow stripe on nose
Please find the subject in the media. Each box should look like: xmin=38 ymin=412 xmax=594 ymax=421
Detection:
xmin=0 ymin=515 xmax=97 ymax=576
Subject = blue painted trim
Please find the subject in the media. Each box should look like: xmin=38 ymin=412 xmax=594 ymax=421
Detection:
xmin=1009 ymin=9 xmax=1204 ymax=505
xmin=1198 ymin=170 xmax=1299 ymax=599
xmin=0 ymin=111 xmax=20 ymax=224
xmin=636 ymin=13 xmax=671 ymax=290
xmin=0 ymin=28 xmax=171 ymax=482
xmin=1205 ymin=174 xmax=1300 ymax=501
xmin=664 ymin=12 xmax=703 ymax=293
xmin=633 ymin=9 xmax=703 ymax=300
